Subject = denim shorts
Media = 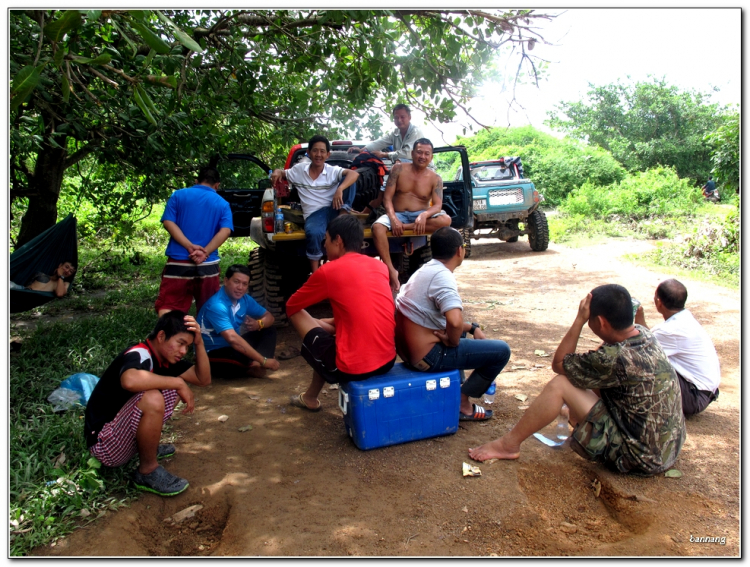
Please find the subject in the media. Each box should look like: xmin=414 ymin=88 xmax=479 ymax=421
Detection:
xmin=373 ymin=209 xmax=447 ymax=230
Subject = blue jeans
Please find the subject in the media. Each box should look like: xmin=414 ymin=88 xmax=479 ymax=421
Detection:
xmin=304 ymin=182 xmax=357 ymax=260
xmin=419 ymin=337 xmax=511 ymax=398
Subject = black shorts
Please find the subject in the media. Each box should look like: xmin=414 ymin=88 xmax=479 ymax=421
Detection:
xmin=300 ymin=327 xmax=395 ymax=384
xmin=207 ymin=327 xmax=277 ymax=379
xmin=676 ymin=371 xmax=718 ymax=416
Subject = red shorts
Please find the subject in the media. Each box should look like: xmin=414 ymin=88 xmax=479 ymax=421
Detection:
xmin=154 ymin=258 xmax=221 ymax=314
xmin=89 ymin=389 xmax=179 ymax=467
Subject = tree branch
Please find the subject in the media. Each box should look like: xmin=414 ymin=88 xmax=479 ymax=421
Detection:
xmin=64 ymin=141 xmax=101 ymax=169
xmin=33 ymin=11 xmax=44 ymax=66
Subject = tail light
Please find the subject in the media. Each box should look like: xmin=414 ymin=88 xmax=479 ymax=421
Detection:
xmin=262 ymin=200 xmax=275 ymax=233
xmin=533 ymin=190 xmax=540 ymax=203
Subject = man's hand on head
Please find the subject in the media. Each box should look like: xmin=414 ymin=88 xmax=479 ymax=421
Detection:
xmin=183 ymin=315 xmax=203 ymax=346
xmin=576 ymin=293 xmax=592 ymax=324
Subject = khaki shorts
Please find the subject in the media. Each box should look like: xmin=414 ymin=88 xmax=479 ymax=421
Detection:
xmin=570 ymin=399 xmax=632 ymax=473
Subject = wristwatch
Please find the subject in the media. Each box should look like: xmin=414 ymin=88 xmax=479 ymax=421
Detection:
xmin=469 ymin=322 xmax=480 ymax=335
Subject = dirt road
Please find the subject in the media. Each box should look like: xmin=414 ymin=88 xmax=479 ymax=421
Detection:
xmin=36 ymin=237 xmax=740 ymax=557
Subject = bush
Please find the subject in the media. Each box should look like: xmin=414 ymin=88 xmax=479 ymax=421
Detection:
xmin=559 ymin=166 xmax=701 ymax=220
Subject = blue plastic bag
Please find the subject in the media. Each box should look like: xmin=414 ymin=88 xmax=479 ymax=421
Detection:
xmin=47 ymin=373 xmax=100 ymax=411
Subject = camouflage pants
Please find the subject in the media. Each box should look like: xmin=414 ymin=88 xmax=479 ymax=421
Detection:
xmin=570 ymin=399 xmax=632 ymax=473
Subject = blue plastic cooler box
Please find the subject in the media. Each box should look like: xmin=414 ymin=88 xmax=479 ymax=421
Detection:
xmin=338 ymin=363 xmax=461 ymax=450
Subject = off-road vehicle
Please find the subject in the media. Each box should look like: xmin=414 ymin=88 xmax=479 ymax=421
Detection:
xmin=455 ymin=157 xmax=548 ymax=256
xmin=213 ymin=143 xmax=474 ymax=324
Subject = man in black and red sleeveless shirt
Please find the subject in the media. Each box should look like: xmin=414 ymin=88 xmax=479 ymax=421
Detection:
xmin=84 ymin=311 xmax=211 ymax=496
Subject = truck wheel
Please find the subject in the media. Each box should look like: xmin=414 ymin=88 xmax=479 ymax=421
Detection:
xmin=460 ymin=228 xmax=472 ymax=258
xmin=408 ymin=245 xmax=432 ymax=278
xmin=248 ymin=247 xmax=288 ymax=325
xmin=527 ymin=210 xmax=549 ymax=252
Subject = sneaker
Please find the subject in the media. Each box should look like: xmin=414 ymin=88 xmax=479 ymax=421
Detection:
xmin=157 ymin=444 xmax=176 ymax=460
xmin=132 ymin=465 xmax=189 ymax=496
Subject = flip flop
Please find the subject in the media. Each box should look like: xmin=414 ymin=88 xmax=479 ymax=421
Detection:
xmin=289 ymin=393 xmax=321 ymax=412
xmin=277 ymin=346 xmax=301 ymax=360
xmin=459 ymin=403 xmax=493 ymax=421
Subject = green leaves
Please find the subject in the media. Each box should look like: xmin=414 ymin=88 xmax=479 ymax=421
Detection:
xmin=11 ymin=65 xmax=43 ymax=111
xmin=43 ymin=10 xmax=83 ymax=42
xmin=129 ymin=19 xmax=171 ymax=54
xmin=69 ymin=53 xmax=112 ymax=66
xmin=155 ymin=11 xmax=204 ymax=52
xmin=132 ymin=84 xmax=158 ymax=125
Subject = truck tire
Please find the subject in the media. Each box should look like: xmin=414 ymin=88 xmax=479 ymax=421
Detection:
xmin=408 ymin=245 xmax=432 ymax=278
xmin=460 ymin=228 xmax=472 ymax=258
xmin=527 ymin=210 xmax=549 ymax=252
xmin=248 ymin=247 xmax=309 ymax=326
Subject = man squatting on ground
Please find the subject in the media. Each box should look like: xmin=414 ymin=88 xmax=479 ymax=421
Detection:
xmin=372 ymin=138 xmax=452 ymax=291
xmin=396 ymin=227 xmax=511 ymax=421
xmin=271 ymin=135 xmax=359 ymax=274
xmin=635 ymin=278 xmax=721 ymax=417
xmin=155 ymin=167 xmax=233 ymax=316
xmin=84 ymin=312 xmax=211 ymax=496
xmin=285 ymin=215 xmax=397 ymax=412
xmin=197 ymin=264 xmax=280 ymax=379
xmin=469 ymin=284 xmax=686 ymax=477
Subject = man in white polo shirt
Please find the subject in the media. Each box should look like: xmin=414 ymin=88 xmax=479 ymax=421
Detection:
xmin=271 ymin=135 xmax=359 ymax=273
xmin=635 ymin=278 xmax=721 ymax=416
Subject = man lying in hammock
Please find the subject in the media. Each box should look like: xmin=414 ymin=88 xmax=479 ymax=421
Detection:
xmin=20 ymin=260 xmax=76 ymax=297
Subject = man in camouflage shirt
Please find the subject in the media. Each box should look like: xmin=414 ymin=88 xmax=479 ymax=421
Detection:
xmin=469 ymin=284 xmax=686 ymax=475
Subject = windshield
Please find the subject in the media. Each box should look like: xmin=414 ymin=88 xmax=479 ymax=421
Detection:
xmin=471 ymin=164 xmax=516 ymax=182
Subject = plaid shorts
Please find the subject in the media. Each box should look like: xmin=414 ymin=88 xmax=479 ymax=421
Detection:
xmin=90 ymin=389 xmax=179 ymax=467
xmin=570 ymin=398 xmax=632 ymax=473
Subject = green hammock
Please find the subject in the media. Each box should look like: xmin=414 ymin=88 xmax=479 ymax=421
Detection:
xmin=10 ymin=214 xmax=78 ymax=314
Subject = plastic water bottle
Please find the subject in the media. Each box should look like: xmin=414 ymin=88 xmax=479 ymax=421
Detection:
xmin=484 ymin=382 xmax=496 ymax=405
xmin=556 ymin=404 xmax=569 ymax=440
xmin=274 ymin=208 xmax=284 ymax=233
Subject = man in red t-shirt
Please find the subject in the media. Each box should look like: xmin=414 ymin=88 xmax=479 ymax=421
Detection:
xmin=286 ymin=215 xmax=396 ymax=411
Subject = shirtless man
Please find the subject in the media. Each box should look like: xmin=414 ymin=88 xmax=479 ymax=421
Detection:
xmin=27 ymin=260 xmax=76 ymax=297
xmin=371 ymin=138 xmax=452 ymax=291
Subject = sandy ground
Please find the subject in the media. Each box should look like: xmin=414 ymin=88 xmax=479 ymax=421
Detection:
xmin=34 ymin=236 xmax=740 ymax=557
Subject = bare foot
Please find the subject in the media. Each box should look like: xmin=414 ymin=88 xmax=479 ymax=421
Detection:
xmin=246 ymin=363 xmax=268 ymax=379
xmin=388 ymin=267 xmax=400 ymax=292
xmin=468 ymin=437 xmax=521 ymax=462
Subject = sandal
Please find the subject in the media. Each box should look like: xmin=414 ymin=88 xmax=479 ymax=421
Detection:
xmin=132 ymin=465 xmax=189 ymax=496
xmin=277 ymin=346 xmax=301 ymax=360
xmin=157 ymin=444 xmax=176 ymax=460
xmin=459 ymin=404 xmax=493 ymax=421
xmin=289 ymin=393 xmax=321 ymax=412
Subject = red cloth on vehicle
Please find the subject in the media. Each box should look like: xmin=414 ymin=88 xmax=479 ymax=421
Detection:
xmin=285 ymin=252 xmax=396 ymax=374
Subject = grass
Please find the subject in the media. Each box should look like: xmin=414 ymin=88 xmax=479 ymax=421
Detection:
xmin=9 ymin=208 xmax=256 ymax=555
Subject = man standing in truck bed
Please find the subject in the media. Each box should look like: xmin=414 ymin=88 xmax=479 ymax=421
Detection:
xmin=372 ymin=138 xmax=452 ymax=291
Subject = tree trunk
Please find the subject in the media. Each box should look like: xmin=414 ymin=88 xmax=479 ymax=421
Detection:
xmin=15 ymin=144 xmax=67 ymax=249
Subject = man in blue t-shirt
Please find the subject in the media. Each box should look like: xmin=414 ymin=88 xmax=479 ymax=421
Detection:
xmin=155 ymin=166 xmax=234 ymax=316
xmin=197 ymin=264 xmax=280 ymax=378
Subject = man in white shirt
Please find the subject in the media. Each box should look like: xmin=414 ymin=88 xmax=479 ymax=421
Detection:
xmin=635 ymin=278 xmax=721 ymax=416
xmin=359 ymin=104 xmax=425 ymax=162
xmin=271 ymin=135 xmax=359 ymax=272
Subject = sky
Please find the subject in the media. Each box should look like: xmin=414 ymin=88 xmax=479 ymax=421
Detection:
xmin=410 ymin=8 xmax=742 ymax=146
